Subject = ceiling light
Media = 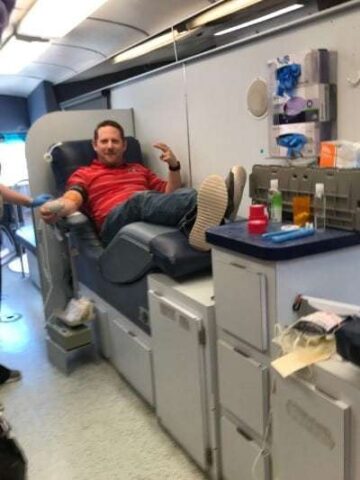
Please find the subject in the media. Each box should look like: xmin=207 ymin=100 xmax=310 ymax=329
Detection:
xmin=113 ymin=30 xmax=190 ymax=64
xmin=187 ymin=0 xmax=263 ymax=29
xmin=215 ymin=3 xmax=304 ymax=36
xmin=0 ymin=35 xmax=50 ymax=74
xmin=18 ymin=0 xmax=108 ymax=39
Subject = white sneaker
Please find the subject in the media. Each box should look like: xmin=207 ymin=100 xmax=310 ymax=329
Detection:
xmin=225 ymin=166 xmax=247 ymax=221
xmin=189 ymin=175 xmax=228 ymax=252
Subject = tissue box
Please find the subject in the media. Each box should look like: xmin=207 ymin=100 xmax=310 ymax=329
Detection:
xmin=270 ymin=122 xmax=332 ymax=158
xmin=272 ymin=84 xmax=336 ymax=125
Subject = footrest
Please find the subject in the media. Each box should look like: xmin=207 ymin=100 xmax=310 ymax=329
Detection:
xmin=46 ymin=317 xmax=92 ymax=350
xmin=46 ymin=336 xmax=96 ymax=375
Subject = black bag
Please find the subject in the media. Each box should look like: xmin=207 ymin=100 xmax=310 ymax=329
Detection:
xmin=0 ymin=416 xmax=27 ymax=480
xmin=335 ymin=316 xmax=360 ymax=366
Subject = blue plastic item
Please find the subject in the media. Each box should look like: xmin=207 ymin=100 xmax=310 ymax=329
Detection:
xmin=271 ymin=227 xmax=315 ymax=243
xmin=276 ymin=133 xmax=307 ymax=158
xmin=262 ymin=227 xmax=299 ymax=239
xmin=30 ymin=193 xmax=53 ymax=208
xmin=276 ymin=64 xmax=301 ymax=97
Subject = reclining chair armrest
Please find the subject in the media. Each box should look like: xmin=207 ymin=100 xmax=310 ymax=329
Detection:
xmin=64 ymin=211 xmax=90 ymax=227
xmin=62 ymin=212 xmax=104 ymax=259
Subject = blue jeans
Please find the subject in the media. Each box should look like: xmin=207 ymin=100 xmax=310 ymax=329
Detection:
xmin=101 ymin=188 xmax=197 ymax=245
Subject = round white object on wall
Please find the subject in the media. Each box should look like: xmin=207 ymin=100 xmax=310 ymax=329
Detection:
xmin=246 ymin=78 xmax=269 ymax=119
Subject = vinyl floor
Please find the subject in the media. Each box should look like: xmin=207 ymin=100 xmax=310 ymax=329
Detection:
xmin=0 ymin=266 xmax=205 ymax=480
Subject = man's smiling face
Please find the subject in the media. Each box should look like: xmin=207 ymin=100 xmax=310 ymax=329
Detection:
xmin=92 ymin=126 xmax=127 ymax=167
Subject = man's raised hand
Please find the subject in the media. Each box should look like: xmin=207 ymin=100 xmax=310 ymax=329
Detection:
xmin=153 ymin=143 xmax=179 ymax=169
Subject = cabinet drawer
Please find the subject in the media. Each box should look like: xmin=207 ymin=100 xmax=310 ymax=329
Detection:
xmin=221 ymin=415 xmax=270 ymax=480
xmin=109 ymin=318 xmax=154 ymax=406
xmin=273 ymin=375 xmax=350 ymax=480
xmin=149 ymin=290 xmax=209 ymax=470
xmin=218 ymin=340 xmax=268 ymax=436
xmin=213 ymin=258 xmax=268 ymax=351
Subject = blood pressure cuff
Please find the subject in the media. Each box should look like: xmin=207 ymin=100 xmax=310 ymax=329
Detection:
xmin=66 ymin=184 xmax=88 ymax=202
xmin=335 ymin=316 xmax=360 ymax=366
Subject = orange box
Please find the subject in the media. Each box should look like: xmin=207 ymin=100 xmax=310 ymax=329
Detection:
xmin=319 ymin=142 xmax=336 ymax=167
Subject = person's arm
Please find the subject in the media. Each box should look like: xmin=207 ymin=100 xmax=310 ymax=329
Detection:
xmin=153 ymin=143 xmax=182 ymax=193
xmin=0 ymin=184 xmax=33 ymax=206
xmin=39 ymin=190 xmax=84 ymax=224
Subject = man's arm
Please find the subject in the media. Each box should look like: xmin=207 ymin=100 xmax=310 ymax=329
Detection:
xmin=39 ymin=190 xmax=83 ymax=224
xmin=153 ymin=143 xmax=182 ymax=193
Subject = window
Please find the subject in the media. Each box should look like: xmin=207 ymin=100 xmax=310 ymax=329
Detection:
xmin=0 ymin=133 xmax=28 ymax=186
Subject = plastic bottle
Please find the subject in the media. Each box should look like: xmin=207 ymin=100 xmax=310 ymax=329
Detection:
xmin=314 ymin=183 xmax=326 ymax=230
xmin=268 ymin=179 xmax=282 ymax=223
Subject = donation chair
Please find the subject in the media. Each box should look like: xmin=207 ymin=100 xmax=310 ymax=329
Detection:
xmin=48 ymin=137 xmax=211 ymax=335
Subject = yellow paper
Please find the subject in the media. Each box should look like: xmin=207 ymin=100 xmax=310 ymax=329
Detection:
xmin=271 ymin=348 xmax=332 ymax=378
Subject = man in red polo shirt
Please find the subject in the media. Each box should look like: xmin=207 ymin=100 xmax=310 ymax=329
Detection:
xmin=40 ymin=120 xmax=246 ymax=251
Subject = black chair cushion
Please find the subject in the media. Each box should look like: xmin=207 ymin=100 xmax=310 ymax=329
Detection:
xmin=50 ymin=137 xmax=142 ymax=195
xmin=150 ymin=230 xmax=211 ymax=278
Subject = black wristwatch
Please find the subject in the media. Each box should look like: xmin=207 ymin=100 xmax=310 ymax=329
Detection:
xmin=169 ymin=161 xmax=181 ymax=171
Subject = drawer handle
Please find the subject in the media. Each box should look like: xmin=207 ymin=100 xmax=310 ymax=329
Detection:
xmin=314 ymin=386 xmax=338 ymax=402
xmin=233 ymin=347 xmax=250 ymax=358
xmin=230 ymin=262 xmax=246 ymax=270
xmin=236 ymin=426 xmax=253 ymax=442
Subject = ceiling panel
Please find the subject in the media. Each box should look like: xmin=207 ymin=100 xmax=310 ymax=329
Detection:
xmin=0 ymin=0 xmax=218 ymax=96
xmin=60 ymin=19 xmax=144 ymax=57
xmin=21 ymin=62 xmax=76 ymax=84
xmin=92 ymin=0 xmax=215 ymax=35
xmin=38 ymin=43 xmax=106 ymax=77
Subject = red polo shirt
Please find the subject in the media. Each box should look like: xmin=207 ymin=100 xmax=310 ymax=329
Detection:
xmin=67 ymin=160 xmax=167 ymax=230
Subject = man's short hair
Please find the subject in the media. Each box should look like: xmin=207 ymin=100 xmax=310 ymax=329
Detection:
xmin=94 ymin=120 xmax=125 ymax=141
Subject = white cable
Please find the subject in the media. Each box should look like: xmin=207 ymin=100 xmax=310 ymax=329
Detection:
xmin=251 ymin=407 xmax=272 ymax=480
xmin=43 ymin=142 xmax=63 ymax=163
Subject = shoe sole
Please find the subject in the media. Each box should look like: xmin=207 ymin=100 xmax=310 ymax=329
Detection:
xmin=4 ymin=377 xmax=21 ymax=384
xmin=189 ymin=175 xmax=228 ymax=252
xmin=228 ymin=166 xmax=247 ymax=221
xmin=3 ymin=371 xmax=22 ymax=384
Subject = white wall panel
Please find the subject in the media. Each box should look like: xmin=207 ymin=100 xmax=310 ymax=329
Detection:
xmin=111 ymin=67 xmax=190 ymax=185
xmin=110 ymin=5 xmax=360 ymax=216
xmin=185 ymin=6 xmax=360 ymax=216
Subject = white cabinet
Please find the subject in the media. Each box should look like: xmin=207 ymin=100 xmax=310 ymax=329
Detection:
xmin=273 ymin=372 xmax=351 ymax=480
xmin=212 ymin=248 xmax=273 ymax=480
xmin=221 ymin=415 xmax=270 ymax=480
xmin=79 ymin=283 xmax=155 ymax=406
xmin=214 ymin=259 xmax=270 ymax=351
xmin=218 ymin=340 xmax=269 ymax=437
xmin=148 ymin=273 xmax=219 ymax=479
xmin=211 ymin=243 xmax=360 ymax=480
xmin=109 ymin=317 xmax=154 ymax=405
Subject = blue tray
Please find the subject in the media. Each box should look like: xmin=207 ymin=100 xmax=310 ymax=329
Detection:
xmin=206 ymin=221 xmax=360 ymax=261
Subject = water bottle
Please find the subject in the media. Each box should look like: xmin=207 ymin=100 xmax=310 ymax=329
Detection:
xmin=314 ymin=183 xmax=326 ymax=230
xmin=268 ymin=179 xmax=282 ymax=223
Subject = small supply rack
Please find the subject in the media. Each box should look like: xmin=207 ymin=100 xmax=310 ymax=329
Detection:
xmin=249 ymin=164 xmax=360 ymax=231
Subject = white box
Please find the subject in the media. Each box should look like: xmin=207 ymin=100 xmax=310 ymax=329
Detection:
xmin=272 ymin=84 xmax=336 ymax=125
xmin=268 ymin=49 xmax=332 ymax=94
xmin=270 ymin=122 xmax=332 ymax=158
